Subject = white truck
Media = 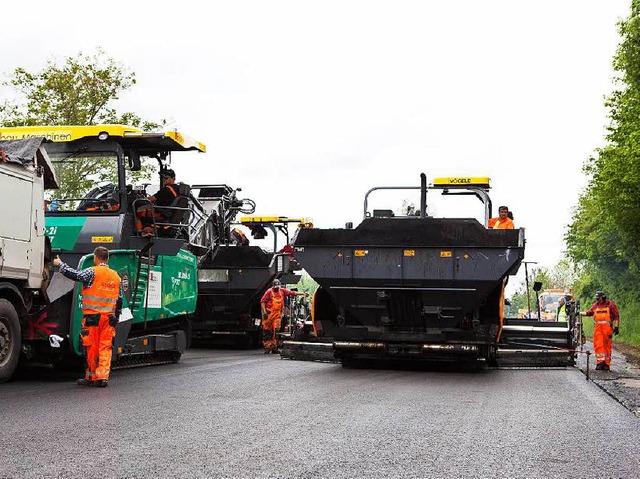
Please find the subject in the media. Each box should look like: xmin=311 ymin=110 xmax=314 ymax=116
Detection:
xmin=0 ymin=137 xmax=58 ymax=382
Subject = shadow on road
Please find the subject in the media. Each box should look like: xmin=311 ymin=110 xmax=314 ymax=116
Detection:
xmin=11 ymin=362 xmax=82 ymax=383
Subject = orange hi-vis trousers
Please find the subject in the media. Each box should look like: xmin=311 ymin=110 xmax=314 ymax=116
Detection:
xmin=262 ymin=295 xmax=284 ymax=352
xmin=593 ymin=321 xmax=613 ymax=366
xmin=261 ymin=311 xmax=282 ymax=352
xmin=80 ymin=314 xmax=116 ymax=381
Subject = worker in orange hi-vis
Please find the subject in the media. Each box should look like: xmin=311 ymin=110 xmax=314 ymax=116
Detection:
xmin=53 ymin=246 xmax=122 ymax=387
xmin=260 ymin=279 xmax=308 ymax=354
xmin=581 ymin=291 xmax=620 ymax=371
xmin=488 ymin=205 xmax=515 ymax=229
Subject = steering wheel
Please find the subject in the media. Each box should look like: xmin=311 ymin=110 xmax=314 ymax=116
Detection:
xmin=76 ymin=183 xmax=119 ymax=211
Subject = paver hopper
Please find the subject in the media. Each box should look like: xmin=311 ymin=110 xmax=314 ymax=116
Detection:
xmin=191 ymin=213 xmax=308 ymax=347
xmin=284 ymin=174 xmax=525 ymax=365
xmin=193 ymin=245 xmax=280 ymax=346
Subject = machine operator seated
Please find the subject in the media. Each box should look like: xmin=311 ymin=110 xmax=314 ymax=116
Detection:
xmin=135 ymin=169 xmax=189 ymax=236
xmin=488 ymin=205 xmax=515 ymax=229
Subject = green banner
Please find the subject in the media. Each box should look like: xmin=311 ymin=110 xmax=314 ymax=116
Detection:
xmin=45 ymin=216 xmax=87 ymax=250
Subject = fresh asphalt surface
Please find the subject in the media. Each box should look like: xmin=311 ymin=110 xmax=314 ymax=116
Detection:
xmin=1 ymin=349 xmax=639 ymax=478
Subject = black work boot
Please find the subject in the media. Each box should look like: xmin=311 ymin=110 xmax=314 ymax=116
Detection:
xmin=77 ymin=378 xmax=93 ymax=386
xmin=602 ymin=364 xmax=611 ymax=371
xmin=595 ymin=362 xmax=604 ymax=371
xmin=94 ymin=379 xmax=108 ymax=388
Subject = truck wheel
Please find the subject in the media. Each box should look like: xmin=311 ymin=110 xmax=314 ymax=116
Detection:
xmin=0 ymin=299 xmax=21 ymax=383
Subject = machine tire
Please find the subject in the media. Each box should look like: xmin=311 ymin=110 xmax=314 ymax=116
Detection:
xmin=340 ymin=355 xmax=361 ymax=368
xmin=487 ymin=346 xmax=498 ymax=368
xmin=0 ymin=299 xmax=21 ymax=383
xmin=313 ymin=288 xmax=341 ymax=337
xmin=488 ymin=355 xmax=498 ymax=368
xmin=472 ymin=359 xmax=489 ymax=373
xmin=245 ymin=330 xmax=262 ymax=349
xmin=180 ymin=317 xmax=193 ymax=349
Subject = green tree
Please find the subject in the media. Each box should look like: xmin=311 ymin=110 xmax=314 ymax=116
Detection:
xmin=567 ymin=3 xmax=640 ymax=307
xmin=295 ymin=271 xmax=319 ymax=295
xmin=0 ymin=49 xmax=160 ymax=201
xmin=566 ymin=2 xmax=640 ymax=344
xmin=506 ymin=267 xmax=551 ymax=317
xmin=547 ymin=258 xmax=578 ymax=289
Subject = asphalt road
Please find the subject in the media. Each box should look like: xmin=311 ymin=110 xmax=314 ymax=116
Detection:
xmin=1 ymin=350 xmax=639 ymax=478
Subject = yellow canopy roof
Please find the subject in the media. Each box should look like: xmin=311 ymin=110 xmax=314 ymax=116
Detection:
xmin=0 ymin=125 xmax=206 ymax=153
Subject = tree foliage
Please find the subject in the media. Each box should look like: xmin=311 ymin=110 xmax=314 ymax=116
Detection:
xmin=0 ymin=49 xmax=160 ymax=201
xmin=566 ymin=3 xmax=640 ymax=308
xmin=295 ymin=271 xmax=319 ymax=295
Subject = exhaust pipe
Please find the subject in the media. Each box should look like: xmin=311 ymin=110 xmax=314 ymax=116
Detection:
xmin=420 ymin=173 xmax=427 ymax=218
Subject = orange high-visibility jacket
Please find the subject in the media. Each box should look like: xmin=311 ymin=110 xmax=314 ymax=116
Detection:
xmin=585 ymin=300 xmax=620 ymax=325
xmin=82 ymin=266 xmax=121 ymax=315
xmin=488 ymin=217 xmax=515 ymax=229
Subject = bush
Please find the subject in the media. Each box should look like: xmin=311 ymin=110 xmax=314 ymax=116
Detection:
xmin=619 ymin=301 xmax=640 ymax=345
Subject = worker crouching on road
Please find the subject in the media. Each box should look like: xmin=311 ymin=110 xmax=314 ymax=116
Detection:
xmin=488 ymin=205 xmax=515 ymax=229
xmin=581 ymin=291 xmax=620 ymax=371
xmin=53 ymin=247 xmax=122 ymax=387
xmin=260 ymin=279 xmax=308 ymax=354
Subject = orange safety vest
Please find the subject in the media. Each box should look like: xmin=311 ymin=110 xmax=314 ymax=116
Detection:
xmin=593 ymin=305 xmax=611 ymax=324
xmin=489 ymin=217 xmax=514 ymax=229
xmin=82 ymin=266 xmax=121 ymax=315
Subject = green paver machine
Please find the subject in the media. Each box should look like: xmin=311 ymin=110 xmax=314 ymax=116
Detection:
xmin=0 ymin=125 xmax=212 ymax=371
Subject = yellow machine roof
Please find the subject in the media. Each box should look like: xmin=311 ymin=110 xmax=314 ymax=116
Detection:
xmin=0 ymin=125 xmax=206 ymax=153
xmin=432 ymin=177 xmax=491 ymax=189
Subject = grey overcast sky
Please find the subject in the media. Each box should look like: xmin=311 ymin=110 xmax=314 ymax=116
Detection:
xmin=0 ymin=0 xmax=631 ymax=285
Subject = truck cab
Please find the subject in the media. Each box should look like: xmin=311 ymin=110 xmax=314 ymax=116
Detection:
xmin=538 ymin=289 xmax=568 ymax=322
